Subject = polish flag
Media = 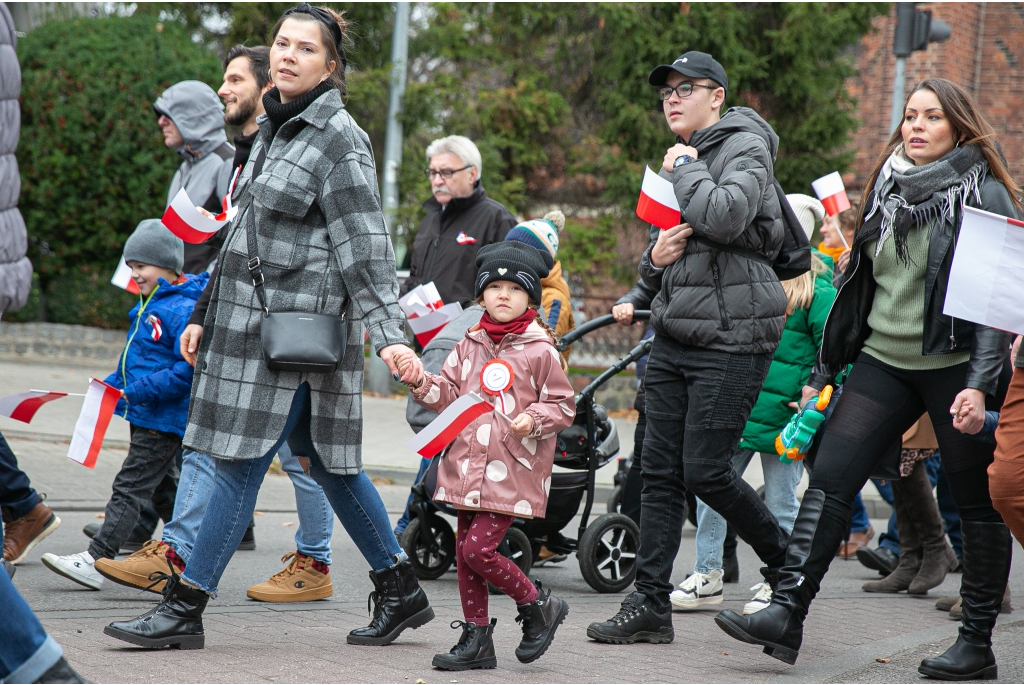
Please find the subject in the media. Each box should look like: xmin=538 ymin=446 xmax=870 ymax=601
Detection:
xmin=161 ymin=184 xmax=238 ymax=244
xmin=67 ymin=379 xmax=121 ymax=469
xmin=405 ymin=391 xmax=494 ymax=459
xmin=111 ymin=258 xmax=140 ymax=294
xmin=812 ymin=171 xmax=852 ymax=217
xmin=636 ymin=166 xmax=682 ymax=230
xmin=399 ymin=282 xmax=445 ymax=318
xmin=407 ymin=302 xmax=463 ymax=347
xmin=0 ymin=390 xmax=69 ymax=423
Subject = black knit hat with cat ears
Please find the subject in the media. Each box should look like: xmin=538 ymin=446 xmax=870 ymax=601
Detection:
xmin=474 ymin=241 xmax=554 ymax=306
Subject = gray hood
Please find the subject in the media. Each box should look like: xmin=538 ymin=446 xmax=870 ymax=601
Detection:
xmin=687 ymin=106 xmax=779 ymax=162
xmin=154 ymin=80 xmax=227 ymax=160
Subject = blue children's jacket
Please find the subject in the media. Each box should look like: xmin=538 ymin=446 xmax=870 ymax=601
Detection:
xmin=103 ymin=272 xmax=209 ymax=437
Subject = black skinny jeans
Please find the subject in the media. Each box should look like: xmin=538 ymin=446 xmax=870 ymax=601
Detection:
xmin=635 ymin=337 xmax=788 ymax=609
xmin=810 ymin=353 xmax=1005 ymax=524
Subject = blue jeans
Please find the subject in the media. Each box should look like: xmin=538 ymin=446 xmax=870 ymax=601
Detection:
xmin=164 ymin=444 xmax=335 ymax=565
xmin=873 ymin=479 xmax=899 ymax=554
xmin=693 ymin=449 xmax=803 ymax=574
xmin=181 ymin=383 xmax=405 ymax=594
xmin=850 ymin=492 xmax=871 ymax=533
xmin=0 ymin=565 xmax=63 ymax=683
xmin=394 ymin=457 xmax=432 ymax=535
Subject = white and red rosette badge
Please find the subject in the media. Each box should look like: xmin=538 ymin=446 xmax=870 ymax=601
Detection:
xmin=479 ymin=359 xmax=515 ymax=415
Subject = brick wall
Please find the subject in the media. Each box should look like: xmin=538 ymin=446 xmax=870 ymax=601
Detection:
xmin=848 ymin=2 xmax=1024 ymax=191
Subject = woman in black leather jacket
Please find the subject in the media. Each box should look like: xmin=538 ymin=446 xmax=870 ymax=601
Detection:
xmin=715 ymin=78 xmax=1019 ymax=681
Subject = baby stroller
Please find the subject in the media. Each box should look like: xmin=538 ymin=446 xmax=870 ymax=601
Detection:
xmin=399 ymin=312 xmax=653 ymax=593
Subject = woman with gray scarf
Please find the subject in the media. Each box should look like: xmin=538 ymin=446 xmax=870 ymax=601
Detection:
xmin=715 ymin=79 xmax=1019 ymax=681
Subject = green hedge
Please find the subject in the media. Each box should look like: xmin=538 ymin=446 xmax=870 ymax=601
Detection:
xmin=16 ymin=15 xmax=223 ymax=286
xmin=3 ymin=269 xmax=138 ymax=329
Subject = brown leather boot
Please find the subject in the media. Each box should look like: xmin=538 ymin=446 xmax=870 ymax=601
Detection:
xmin=904 ymin=461 xmax=958 ymax=595
xmin=2 ymin=502 xmax=61 ymax=564
xmin=863 ymin=482 xmax=920 ymax=593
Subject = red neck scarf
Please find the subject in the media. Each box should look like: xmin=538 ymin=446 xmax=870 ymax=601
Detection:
xmin=479 ymin=309 xmax=537 ymax=343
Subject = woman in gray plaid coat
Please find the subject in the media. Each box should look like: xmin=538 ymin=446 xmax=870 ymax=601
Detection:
xmin=104 ymin=4 xmax=434 ymax=652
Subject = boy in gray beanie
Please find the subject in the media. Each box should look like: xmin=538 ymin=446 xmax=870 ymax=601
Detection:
xmin=41 ymin=220 xmax=210 ymax=590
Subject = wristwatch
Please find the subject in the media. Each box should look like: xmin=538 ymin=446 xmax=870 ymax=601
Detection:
xmin=673 ymin=154 xmax=695 ymax=169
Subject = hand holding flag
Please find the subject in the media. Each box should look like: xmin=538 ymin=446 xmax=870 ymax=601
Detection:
xmin=161 ymin=174 xmax=239 ymax=245
xmin=636 ymin=167 xmax=682 ymax=230
xmin=812 ymin=172 xmax=852 ymax=218
xmin=405 ymin=391 xmax=494 ymax=459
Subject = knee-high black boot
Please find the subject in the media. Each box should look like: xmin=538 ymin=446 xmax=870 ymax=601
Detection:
xmin=714 ymin=489 xmax=851 ymax=664
xmin=919 ymin=520 xmax=1012 ymax=681
xmin=103 ymin=575 xmax=208 ymax=649
xmin=347 ymin=559 xmax=435 ymax=645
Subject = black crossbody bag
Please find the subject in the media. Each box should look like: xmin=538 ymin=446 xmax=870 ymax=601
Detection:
xmin=243 ymin=146 xmax=346 ymax=373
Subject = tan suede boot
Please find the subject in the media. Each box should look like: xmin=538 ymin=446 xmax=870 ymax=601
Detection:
xmin=247 ymin=552 xmax=333 ymax=602
xmin=95 ymin=540 xmax=177 ymax=593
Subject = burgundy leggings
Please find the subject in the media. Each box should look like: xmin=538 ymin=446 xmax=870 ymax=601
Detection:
xmin=457 ymin=510 xmax=538 ymax=625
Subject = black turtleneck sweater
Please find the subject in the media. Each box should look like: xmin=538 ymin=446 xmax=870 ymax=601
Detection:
xmin=262 ymin=82 xmax=333 ymax=138
xmin=232 ymin=130 xmax=257 ymax=171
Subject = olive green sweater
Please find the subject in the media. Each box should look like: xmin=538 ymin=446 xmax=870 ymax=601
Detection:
xmin=862 ymin=227 xmax=970 ymax=370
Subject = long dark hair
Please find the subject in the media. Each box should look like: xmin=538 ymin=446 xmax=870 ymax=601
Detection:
xmin=270 ymin=6 xmax=348 ymax=94
xmin=858 ymin=78 xmax=1021 ymax=231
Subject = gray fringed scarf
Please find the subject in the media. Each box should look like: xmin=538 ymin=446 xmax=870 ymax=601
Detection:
xmin=863 ymin=144 xmax=986 ymax=264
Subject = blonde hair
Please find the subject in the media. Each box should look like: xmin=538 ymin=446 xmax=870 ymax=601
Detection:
xmin=781 ymin=253 xmax=828 ymax=315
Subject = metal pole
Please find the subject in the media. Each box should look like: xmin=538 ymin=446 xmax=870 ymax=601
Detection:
xmin=889 ymin=55 xmax=906 ymax=134
xmin=367 ymin=2 xmax=411 ymax=397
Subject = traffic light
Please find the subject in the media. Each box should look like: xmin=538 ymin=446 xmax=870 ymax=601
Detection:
xmin=894 ymin=3 xmax=951 ymax=57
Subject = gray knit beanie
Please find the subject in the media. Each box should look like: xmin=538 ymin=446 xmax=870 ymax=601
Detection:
xmin=123 ymin=219 xmax=185 ymax=274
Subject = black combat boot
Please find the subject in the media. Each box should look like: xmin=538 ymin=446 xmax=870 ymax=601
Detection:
xmin=918 ymin=521 xmax=1011 ymax=681
xmin=715 ymin=489 xmax=851 ymax=665
xmin=432 ymin=619 xmax=498 ymax=671
xmin=586 ymin=591 xmax=673 ymax=644
xmin=347 ymin=559 xmax=435 ymax=645
xmin=103 ymin=575 xmax=208 ymax=649
xmin=514 ymin=581 xmax=569 ymax=663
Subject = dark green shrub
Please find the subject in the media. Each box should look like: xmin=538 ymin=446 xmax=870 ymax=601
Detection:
xmin=44 ymin=265 xmax=139 ymax=329
xmin=17 ymin=15 xmax=222 ymax=285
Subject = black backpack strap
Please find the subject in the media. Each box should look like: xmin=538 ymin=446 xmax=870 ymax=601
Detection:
xmin=213 ymin=142 xmax=235 ymax=161
xmin=690 ymin=235 xmax=771 ymax=266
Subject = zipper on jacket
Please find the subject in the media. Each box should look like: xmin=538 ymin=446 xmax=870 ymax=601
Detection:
xmin=711 ymin=254 xmax=731 ymax=331
xmin=119 ymin=285 xmax=160 ymax=417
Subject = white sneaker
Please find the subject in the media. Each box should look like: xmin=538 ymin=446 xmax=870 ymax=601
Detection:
xmin=669 ymin=570 xmax=724 ymax=610
xmin=743 ymin=582 xmax=773 ymax=615
xmin=41 ymin=551 xmax=103 ymax=590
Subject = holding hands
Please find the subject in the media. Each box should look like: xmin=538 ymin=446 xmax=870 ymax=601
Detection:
xmin=382 ymin=344 xmax=424 ymax=387
xmin=950 ymin=388 xmax=986 ymax=435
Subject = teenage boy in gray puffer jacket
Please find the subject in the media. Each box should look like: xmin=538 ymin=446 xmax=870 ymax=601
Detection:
xmin=588 ymin=51 xmax=791 ymax=645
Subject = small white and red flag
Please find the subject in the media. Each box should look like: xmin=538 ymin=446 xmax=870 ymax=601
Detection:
xmin=407 ymin=302 xmax=463 ymax=347
xmin=67 ymin=379 xmax=121 ymax=469
xmin=146 ymin=314 xmax=163 ymax=341
xmin=456 ymin=231 xmax=477 ymax=245
xmin=636 ymin=166 xmax=682 ymax=230
xmin=812 ymin=171 xmax=852 ymax=217
xmin=161 ymin=180 xmax=239 ymax=245
xmin=111 ymin=258 xmax=141 ymax=294
xmin=0 ymin=390 xmax=70 ymax=424
xmin=405 ymin=391 xmax=494 ymax=459
xmin=399 ymin=282 xmax=445 ymax=318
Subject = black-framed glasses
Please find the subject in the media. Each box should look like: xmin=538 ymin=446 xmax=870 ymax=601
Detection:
xmin=658 ymin=82 xmax=718 ymax=101
xmin=424 ymin=165 xmax=473 ymax=180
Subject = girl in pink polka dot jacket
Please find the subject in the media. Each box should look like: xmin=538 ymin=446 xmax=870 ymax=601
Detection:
xmin=405 ymin=242 xmax=576 ymax=671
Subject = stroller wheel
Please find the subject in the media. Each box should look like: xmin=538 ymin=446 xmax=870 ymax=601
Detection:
xmin=400 ymin=515 xmax=456 ymax=580
xmin=578 ymin=513 xmax=640 ymax=593
xmin=488 ymin=527 xmax=533 ymax=595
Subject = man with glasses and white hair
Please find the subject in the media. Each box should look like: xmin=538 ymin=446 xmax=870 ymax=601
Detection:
xmin=401 ymin=135 xmax=516 ymax=306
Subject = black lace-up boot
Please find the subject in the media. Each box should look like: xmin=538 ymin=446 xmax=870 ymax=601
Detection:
xmin=715 ymin=489 xmax=851 ymax=665
xmin=103 ymin=575 xmax=208 ymax=649
xmin=347 ymin=559 xmax=434 ymax=645
xmin=918 ymin=521 xmax=1011 ymax=681
xmin=515 ymin=581 xmax=569 ymax=663
xmin=586 ymin=591 xmax=673 ymax=644
xmin=432 ymin=619 xmax=498 ymax=671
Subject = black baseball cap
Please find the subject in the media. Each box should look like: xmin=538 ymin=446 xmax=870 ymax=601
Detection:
xmin=648 ymin=51 xmax=728 ymax=94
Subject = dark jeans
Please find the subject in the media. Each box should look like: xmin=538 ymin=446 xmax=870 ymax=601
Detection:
xmin=88 ymin=425 xmax=181 ymax=560
xmin=620 ymin=410 xmax=647 ymax=526
xmin=635 ymin=337 xmax=787 ymax=609
xmin=809 ymin=354 xmax=1003 ymax=526
xmin=0 ymin=431 xmax=41 ymax=522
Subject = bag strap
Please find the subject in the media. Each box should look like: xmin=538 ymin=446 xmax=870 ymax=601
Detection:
xmin=690 ymin=235 xmax=771 ymax=266
xmin=244 ymin=147 xmax=270 ymax=315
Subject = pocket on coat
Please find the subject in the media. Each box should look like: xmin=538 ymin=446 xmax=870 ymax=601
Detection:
xmin=502 ymin=430 xmax=537 ymax=471
xmin=250 ymin=161 xmax=317 ymax=218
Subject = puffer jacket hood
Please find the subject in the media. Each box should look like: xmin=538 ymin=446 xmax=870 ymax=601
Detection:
xmin=154 ymin=81 xmax=227 ymax=159
xmin=640 ymin=106 xmax=787 ymax=354
xmin=688 ymin=106 xmax=779 ymax=162
xmin=103 ymin=272 xmax=209 ymax=437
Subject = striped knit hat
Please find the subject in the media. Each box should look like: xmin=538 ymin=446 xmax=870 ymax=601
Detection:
xmin=504 ymin=210 xmax=563 ymax=257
